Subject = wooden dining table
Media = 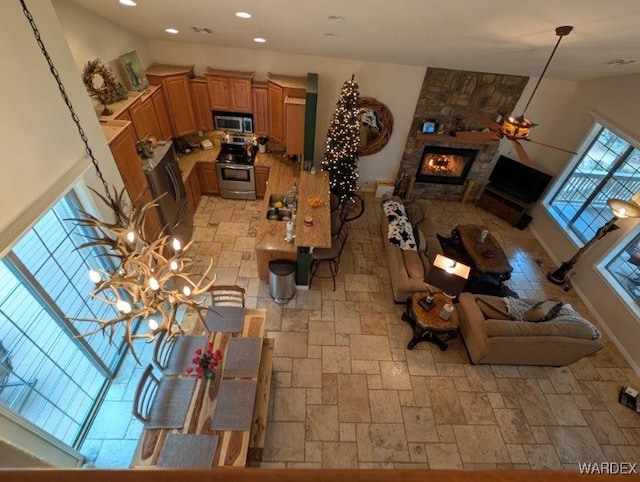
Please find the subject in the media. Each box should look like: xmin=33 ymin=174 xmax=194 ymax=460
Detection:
xmin=130 ymin=308 xmax=273 ymax=468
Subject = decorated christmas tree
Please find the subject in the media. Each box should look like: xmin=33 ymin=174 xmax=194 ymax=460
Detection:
xmin=322 ymin=77 xmax=361 ymax=203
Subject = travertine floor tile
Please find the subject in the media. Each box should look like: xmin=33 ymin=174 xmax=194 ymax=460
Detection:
xmin=544 ymin=394 xmax=587 ymax=426
xmin=321 ymin=346 xmax=351 ymax=374
xmin=582 ymin=410 xmax=629 ymax=445
xmin=349 ymin=334 xmax=393 ymax=361
xmin=546 ymin=426 xmax=606 ymax=464
xmin=380 ymin=361 xmax=413 ymax=390
xmin=493 ymin=408 xmax=536 ymax=444
xmin=402 ymin=406 xmax=439 ymax=443
xmin=272 ymin=387 xmax=306 ymax=422
xmin=356 ymin=423 xmax=411 ymax=462
xmin=306 ymin=405 xmax=339 ymax=441
xmin=424 ymin=443 xmax=463 ymax=469
xmin=322 ymin=441 xmax=358 ymax=468
xmin=291 ymin=358 xmax=322 ymax=388
xmin=337 ymin=374 xmax=371 ymax=423
xmin=453 ymin=425 xmax=510 ymax=463
xmin=263 ymin=422 xmax=306 ymax=462
xmin=425 ymin=378 xmax=466 ymax=425
xmin=369 ymin=390 xmax=403 ymax=423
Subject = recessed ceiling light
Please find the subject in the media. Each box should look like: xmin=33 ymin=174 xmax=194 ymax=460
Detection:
xmin=165 ymin=28 xmax=179 ymax=35
xmin=253 ymin=37 xmax=266 ymax=43
xmin=327 ymin=15 xmax=344 ymax=21
xmin=119 ymin=0 xmax=137 ymax=6
xmin=324 ymin=33 xmax=337 ymax=38
xmin=191 ymin=26 xmax=213 ymax=34
xmin=236 ymin=12 xmax=252 ymax=19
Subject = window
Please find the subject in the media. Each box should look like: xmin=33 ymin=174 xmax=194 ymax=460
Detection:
xmin=548 ymin=126 xmax=640 ymax=243
xmin=0 ymin=190 xmax=131 ymax=448
xmin=547 ymin=124 xmax=640 ymax=302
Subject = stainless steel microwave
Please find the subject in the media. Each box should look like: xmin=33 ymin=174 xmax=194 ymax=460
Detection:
xmin=212 ymin=111 xmax=253 ymax=133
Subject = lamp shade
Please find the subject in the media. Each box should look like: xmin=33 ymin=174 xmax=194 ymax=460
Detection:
xmin=425 ymin=254 xmax=471 ymax=296
xmin=608 ymin=198 xmax=640 ymax=219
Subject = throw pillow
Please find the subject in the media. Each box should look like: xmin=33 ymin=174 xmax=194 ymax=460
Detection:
xmin=387 ymin=215 xmax=417 ymax=250
xmin=476 ymin=297 xmax=514 ymax=320
xmin=382 ymin=199 xmax=406 ymax=222
xmin=522 ymin=299 xmax=564 ymax=323
xmin=405 ymin=202 xmax=424 ymax=227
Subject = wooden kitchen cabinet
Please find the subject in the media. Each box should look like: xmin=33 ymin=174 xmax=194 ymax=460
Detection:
xmin=128 ymin=97 xmax=157 ymax=141
xmin=267 ymin=74 xmax=306 ymax=148
xmin=197 ymin=162 xmax=219 ymax=195
xmin=190 ymin=78 xmax=214 ymax=132
xmin=254 ymin=166 xmax=270 ymax=199
xmin=150 ymin=86 xmax=172 ymax=141
xmin=146 ymin=64 xmax=197 ymax=137
xmin=285 ymin=97 xmax=305 ymax=156
xmin=185 ymin=166 xmax=202 ymax=213
xmin=102 ymin=120 xmax=162 ymax=238
xmin=205 ymin=68 xmax=254 ymax=113
xmin=267 ymin=81 xmax=284 ymax=143
xmin=252 ymin=83 xmax=269 ymax=137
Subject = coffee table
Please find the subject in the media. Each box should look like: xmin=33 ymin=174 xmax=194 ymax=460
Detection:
xmin=452 ymin=224 xmax=513 ymax=283
xmin=401 ymin=292 xmax=459 ymax=351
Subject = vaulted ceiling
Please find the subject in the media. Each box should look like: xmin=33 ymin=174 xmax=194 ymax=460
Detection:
xmin=68 ymin=0 xmax=640 ymax=81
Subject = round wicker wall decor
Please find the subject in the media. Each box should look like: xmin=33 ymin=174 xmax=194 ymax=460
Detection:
xmin=358 ymin=97 xmax=393 ymax=156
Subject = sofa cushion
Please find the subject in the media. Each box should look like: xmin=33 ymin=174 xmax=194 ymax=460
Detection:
xmin=484 ymin=319 xmax=596 ymax=340
xmin=405 ymin=202 xmax=424 ymax=226
xmin=523 ymin=299 xmax=564 ymax=322
xmin=402 ymin=249 xmax=425 ymax=280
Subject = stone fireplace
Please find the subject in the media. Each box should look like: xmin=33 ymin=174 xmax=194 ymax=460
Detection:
xmin=416 ymin=146 xmax=478 ymax=185
xmin=398 ymin=67 xmax=528 ymax=201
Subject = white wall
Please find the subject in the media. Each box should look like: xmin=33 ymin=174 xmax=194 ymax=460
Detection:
xmin=0 ymin=1 xmax=125 ymax=255
xmin=147 ymin=39 xmax=426 ymax=187
xmin=530 ymin=72 xmax=640 ymax=371
xmin=52 ymin=0 xmax=151 ymax=86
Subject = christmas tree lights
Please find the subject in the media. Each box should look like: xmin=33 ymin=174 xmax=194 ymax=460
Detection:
xmin=322 ymin=77 xmax=361 ymax=203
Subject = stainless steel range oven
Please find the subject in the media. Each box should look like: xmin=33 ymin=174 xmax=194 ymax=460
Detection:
xmin=216 ymin=134 xmax=257 ymax=200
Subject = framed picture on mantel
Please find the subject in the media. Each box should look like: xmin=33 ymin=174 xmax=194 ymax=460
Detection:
xmin=118 ymin=50 xmax=149 ymax=92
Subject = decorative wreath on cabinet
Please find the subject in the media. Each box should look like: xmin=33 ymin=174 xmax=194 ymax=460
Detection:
xmin=82 ymin=59 xmax=126 ymax=105
xmin=358 ymin=97 xmax=394 ymax=156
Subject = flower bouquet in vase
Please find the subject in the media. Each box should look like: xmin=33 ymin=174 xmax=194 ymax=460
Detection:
xmin=186 ymin=341 xmax=223 ymax=380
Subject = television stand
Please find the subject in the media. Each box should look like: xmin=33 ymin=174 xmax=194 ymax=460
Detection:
xmin=477 ymin=185 xmax=533 ymax=227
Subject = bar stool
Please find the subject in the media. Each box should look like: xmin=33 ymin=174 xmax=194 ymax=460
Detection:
xmin=310 ymin=225 xmax=348 ymax=290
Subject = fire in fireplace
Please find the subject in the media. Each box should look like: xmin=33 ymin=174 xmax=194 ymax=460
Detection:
xmin=415 ymin=146 xmax=478 ymax=185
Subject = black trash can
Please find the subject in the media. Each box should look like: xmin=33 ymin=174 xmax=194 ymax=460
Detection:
xmin=269 ymin=259 xmax=297 ymax=304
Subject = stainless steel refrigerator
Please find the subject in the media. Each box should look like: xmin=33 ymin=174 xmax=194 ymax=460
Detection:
xmin=143 ymin=141 xmax=193 ymax=244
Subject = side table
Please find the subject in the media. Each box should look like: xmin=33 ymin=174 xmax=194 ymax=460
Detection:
xmin=401 ymin=292 xmax=460 ymax=351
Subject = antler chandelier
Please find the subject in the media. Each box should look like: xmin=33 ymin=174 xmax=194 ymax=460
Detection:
xmin=72 ymin=189 xmax=216 ymax=361
xmin=20 ymin=0 xmax=216 ymax=361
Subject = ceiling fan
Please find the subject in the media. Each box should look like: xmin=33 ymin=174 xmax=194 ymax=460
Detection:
xmin=457 ymin=25 xmax=576 ymax=165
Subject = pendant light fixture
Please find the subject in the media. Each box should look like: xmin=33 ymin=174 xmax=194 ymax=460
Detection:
xmin=19 ymin=0 xmax=216 ymax=361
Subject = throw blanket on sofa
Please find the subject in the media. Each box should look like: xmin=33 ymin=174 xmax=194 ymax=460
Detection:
xmin=504 ymin=297 xmax=601 ymax=340
xmin=382 ymin=199 xmax=417 ymax=250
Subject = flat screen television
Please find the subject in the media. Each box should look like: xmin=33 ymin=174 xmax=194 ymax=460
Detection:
xmin=489 ymin=155 xmax=553 ymax=203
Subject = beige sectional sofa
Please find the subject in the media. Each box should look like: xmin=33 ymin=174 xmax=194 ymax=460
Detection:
xmin=380 ymin=196 xmax=443 ymax=303
xmin=457 ymin=293 xmax=604 ymax=366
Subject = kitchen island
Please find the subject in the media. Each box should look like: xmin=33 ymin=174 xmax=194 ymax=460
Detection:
xmin=254 ymin=154 xmax=331 ymax=282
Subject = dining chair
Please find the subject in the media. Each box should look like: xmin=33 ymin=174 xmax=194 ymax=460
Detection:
xmin=310 ymin=225 xmax=349 ymax=290
xmin=132 ymin=364 xmax=160 ymax=423
xmin=207 ymin=285 xmax=246 ymax=307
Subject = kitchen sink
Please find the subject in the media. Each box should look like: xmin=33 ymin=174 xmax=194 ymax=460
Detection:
xmin=265 ymin=208 xmax=292 ymax=221
xmin=268 ymin=194 xmax=288 ymax=208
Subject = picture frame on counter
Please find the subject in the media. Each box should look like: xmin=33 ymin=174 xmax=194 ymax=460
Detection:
xmin=118 ymin=50 xmax=149 ymax=92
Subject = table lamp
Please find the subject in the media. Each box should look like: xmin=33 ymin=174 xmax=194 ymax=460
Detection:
xmin=424 ymin=254 xmax=471 ymax=304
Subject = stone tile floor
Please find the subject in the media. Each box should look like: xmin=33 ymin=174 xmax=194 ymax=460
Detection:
xmin=82 ymin=192 xmax=640 ymax=470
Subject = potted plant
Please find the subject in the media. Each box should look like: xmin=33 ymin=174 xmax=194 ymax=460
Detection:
xmin=257 ymin=136 xmax=269 ymax=153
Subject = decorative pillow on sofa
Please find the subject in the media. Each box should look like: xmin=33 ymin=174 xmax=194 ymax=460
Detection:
xmin=523 ymin=299 xmax=564 ymax=322
xmin=475 ymin=296 xmax=514 ymax=320
xmin=383 ymin=199 xmax=417 ymax=250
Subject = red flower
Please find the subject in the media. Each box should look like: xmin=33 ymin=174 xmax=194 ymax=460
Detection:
xmin=208 ymin=362 xmax=216 ymax=370
xmin=193 ymin=356 xmax=201 ymax=365
xmin=195 ymin=348 xmax=203 ymax=356
xmin=185 ymin=367 xmax=194 ymax=375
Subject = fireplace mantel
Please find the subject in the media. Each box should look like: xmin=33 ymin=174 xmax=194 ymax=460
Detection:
xmin=416 ymin=133 xmax=498 ymax=146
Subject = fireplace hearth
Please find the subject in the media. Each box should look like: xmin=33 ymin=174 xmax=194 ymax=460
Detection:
xmin=415 ymin=145 xmax=478 ymax=185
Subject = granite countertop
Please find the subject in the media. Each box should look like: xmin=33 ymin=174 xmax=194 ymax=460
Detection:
xmin=255 ymin=158 xmax=330 ymax=251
